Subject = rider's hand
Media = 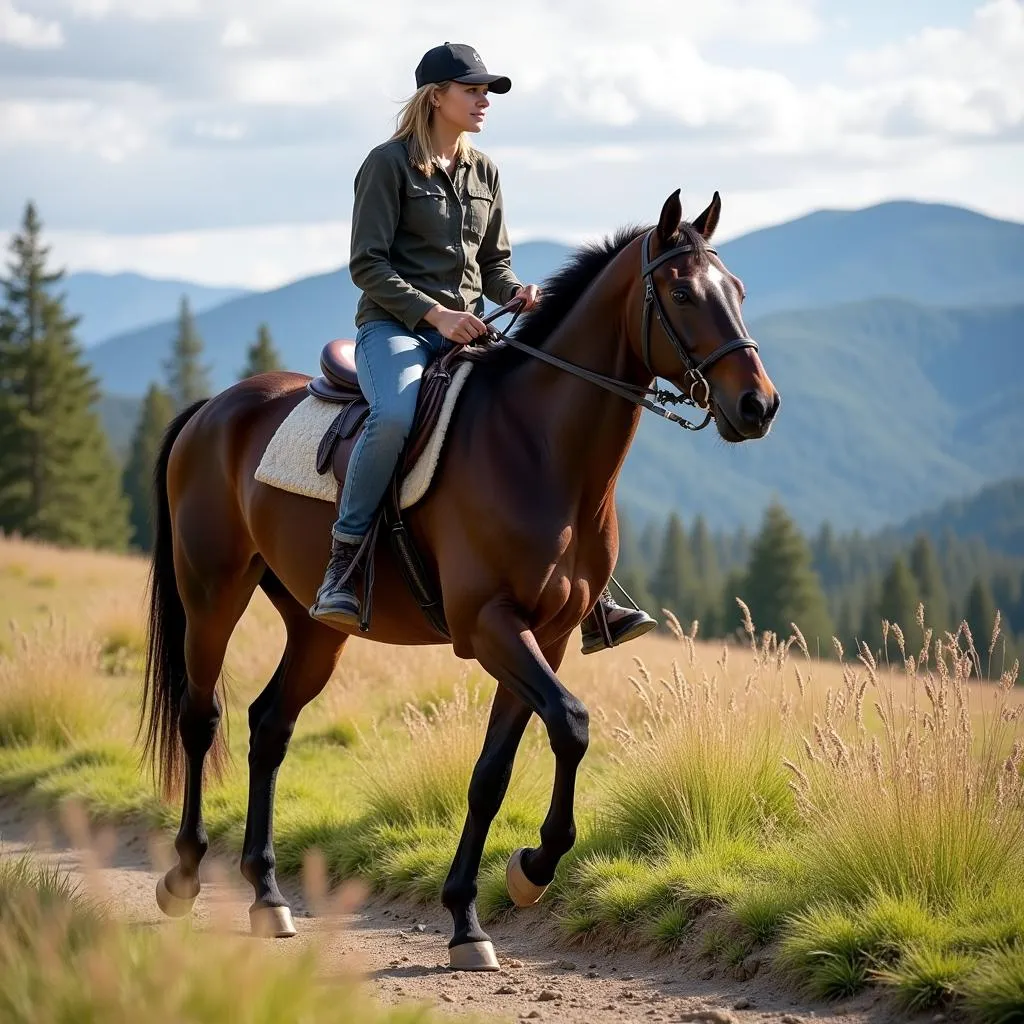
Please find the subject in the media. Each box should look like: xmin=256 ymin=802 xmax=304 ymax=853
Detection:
xmin=512 ymin=284 xmax=541 ymax=311
xmin=425 ymin=307 xmax=489 ymax=346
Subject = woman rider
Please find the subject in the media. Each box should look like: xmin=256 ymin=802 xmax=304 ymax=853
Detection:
xmin=310 ymin=41 xmax=656 ymax=654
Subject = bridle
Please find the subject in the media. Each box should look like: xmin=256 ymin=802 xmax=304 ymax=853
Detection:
xmin=639 ymin=230 xmax=759 ymax=426
xmin=480 ymin=228 xmax=759 ymax=431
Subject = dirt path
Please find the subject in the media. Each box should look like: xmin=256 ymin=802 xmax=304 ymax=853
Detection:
xmin=0 ymin=797 xmax=917 ymax=1024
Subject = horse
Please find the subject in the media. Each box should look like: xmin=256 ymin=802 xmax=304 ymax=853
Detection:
xmin=140 ymin=188 xmax=780 ymax=970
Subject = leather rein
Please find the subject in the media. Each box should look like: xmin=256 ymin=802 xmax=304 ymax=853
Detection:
xmin=479 ymin=228 xmax=759 ymax=431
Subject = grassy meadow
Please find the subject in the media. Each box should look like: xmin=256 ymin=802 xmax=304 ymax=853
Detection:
xmin=1 ymin=534 xmax=1023 ymax=1022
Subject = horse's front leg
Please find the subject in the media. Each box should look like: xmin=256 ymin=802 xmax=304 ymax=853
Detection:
xmin=443 ymin=600 xmax=588 ymax=969
xmin=441 ymin=685 xmax=533 ymax=969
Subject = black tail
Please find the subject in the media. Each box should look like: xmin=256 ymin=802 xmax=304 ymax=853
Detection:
xmin=139 ymin=399 xmax=210 ymax=799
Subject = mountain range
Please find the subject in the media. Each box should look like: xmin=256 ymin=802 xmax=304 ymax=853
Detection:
xmin=63 ymin=272 xmax=249 ymax=347
xmin=80 ymin=200 xmax=1024 ymax=533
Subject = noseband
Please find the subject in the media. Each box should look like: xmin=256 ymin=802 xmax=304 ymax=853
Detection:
xmin=481 ymin=228 xmax=759 ymax=432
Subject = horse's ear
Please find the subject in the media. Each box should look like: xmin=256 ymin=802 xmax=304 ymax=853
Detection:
xmin=657 ymin=189 xmax=682 ymax=246
xmin=692 ymin=191 xmax=722 ymax=241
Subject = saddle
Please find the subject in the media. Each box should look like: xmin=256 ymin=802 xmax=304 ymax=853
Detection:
xmin=306 ymin=337 xmax=489 ymax=639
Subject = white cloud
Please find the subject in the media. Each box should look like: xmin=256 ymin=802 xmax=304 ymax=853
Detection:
xmin=1 ymin=219 xmax=354 ymax=289
xmin=846 ymin=0 xmax=1024 ymax=141
xmin=193 ymin=118 xmax=245 ymax=141
xmin=65 ymin=0 xmax=200 ymax=19
xmin=220 ymin=17 xmax=254 ymax=48
xmin=0 ymin=0 xmax=63 ymax=47
xmin=0 ymin=97 xmax=147 ymax=161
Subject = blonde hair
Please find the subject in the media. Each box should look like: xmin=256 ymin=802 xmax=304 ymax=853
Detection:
xmin=392 ymin=83 xmax=474 ymax=176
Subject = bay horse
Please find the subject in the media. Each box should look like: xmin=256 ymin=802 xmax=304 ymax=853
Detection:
xmin=140 ymin=189 xmax=780 ymax=970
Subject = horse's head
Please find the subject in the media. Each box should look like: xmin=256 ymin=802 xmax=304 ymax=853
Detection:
xmin=633 ymin=190 xmax=780 ymax=443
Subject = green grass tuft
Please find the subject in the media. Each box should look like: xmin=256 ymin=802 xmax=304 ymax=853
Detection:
xmin=730 ymin=881 xmax=802 ymax=945
xmin=776 ymin=904 xmax=873 ymax=999
xmin=961 ymin=944 xmax=1024 ymax=1024
xmin=646 ymin=903 xmax=693 ymax=951
xmin=300 ymin=718 xmax=359 ymax=748
xmin=874 ymin=945 xmax=978 ymax=1012
xmin=596 ymin=718 xmax=796 ymax=857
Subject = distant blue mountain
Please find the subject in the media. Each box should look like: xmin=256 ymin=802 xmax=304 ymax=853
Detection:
xmin=63 ymin=271 xmax=249 ymax=347
xmin=620 ymin=298 xmax=1024 ymax=532
xmin=718 ymin=200 xmax=1024 ymax=317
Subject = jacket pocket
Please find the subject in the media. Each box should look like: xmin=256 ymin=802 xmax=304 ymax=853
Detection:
xmin=402 ymin=181 xmax=448 ymax=238
xmin=464 ymin=181 xmax=493 ymax=243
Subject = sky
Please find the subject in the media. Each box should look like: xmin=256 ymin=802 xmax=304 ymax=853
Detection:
xmin=1 ymin=0 xmax=1022 ymax=289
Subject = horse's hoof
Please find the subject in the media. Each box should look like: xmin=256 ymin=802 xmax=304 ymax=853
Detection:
xmin=506 ymin=848 xmax=548 ymax=908
xmin=449 ymin=940 xmax=500 ymax=971
xmin=249 ymin=904 xmax=297 ymax=938
xmin=155 ymin=874 xmax=196 ymax=919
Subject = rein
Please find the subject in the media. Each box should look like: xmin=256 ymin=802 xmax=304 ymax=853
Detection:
xmin=478 ymin=228 xmax=759 ymax=432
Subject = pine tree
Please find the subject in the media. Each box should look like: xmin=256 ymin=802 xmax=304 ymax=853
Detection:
xmin=121 ymin=383 xmax=175 ymax=550
xmin=741 ymin=502 xmax=833 ymax=651
xmin=908 ymin=534 xmax=951 ymax=640
xmin=858 ymin=576 xmax=884 ymax=656
xmin=0 ymin=202 xmax=130 ymax=550
xmin=651 ymin=513 xmax=696 ymax=628
xmin=964 ymin=576 xmax=998 ymax=667
xmin=689 ymin=514 xmax=721 ymax=635
xmin=834 ymin=593 xmax=857 ymax=651
xmin=613 ymin=506 xmax=656 ymax=618
xmin=718 ymin=566 xmax=748 ymax=641
xmin=164 ymin=296 xmax=211 ymax=410
xmin=638 ymin=518 xmax=660 ymax=567
xmin=812 ymin=522 xmax=846 ymax=590
xmin=877 ymin=556 xmax=921 ymax=657
xmin=239 ymin=323 xmax=282 ymax=379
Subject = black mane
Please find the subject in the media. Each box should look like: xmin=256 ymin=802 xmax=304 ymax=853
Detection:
xmin=480 ymin=221 xmax=709 ymax=373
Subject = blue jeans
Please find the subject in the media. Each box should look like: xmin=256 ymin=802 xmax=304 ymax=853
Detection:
xmin=332 ymin=318 xmax=449 ymax=543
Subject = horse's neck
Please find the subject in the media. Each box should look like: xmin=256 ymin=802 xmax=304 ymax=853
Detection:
xmin=497 ymin=273 xmax=649 ymax=509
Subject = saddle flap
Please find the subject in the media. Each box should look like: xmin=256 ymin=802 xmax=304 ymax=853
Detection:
xmin=314 ymin=399 xmax=369 ymax=475
xmin=321 ymin=339 xmax=360 ymax=389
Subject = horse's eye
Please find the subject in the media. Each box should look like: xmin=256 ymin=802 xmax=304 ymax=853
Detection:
xmin=671 ymin=288 xmax=690 ymax=304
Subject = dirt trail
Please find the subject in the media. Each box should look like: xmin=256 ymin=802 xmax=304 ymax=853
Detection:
xmin=0 ymin=797 xmax=913 ymax=1024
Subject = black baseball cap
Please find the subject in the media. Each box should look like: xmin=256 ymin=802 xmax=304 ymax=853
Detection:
xmin=415 ymin=42 xmax=512 ymax=94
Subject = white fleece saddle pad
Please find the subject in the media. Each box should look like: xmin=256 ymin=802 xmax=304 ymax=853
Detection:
xmin=254 ymin=362 xmax=474 ymax=510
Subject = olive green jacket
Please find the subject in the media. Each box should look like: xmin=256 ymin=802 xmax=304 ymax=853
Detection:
xmin=349 ymin=138 xmax=524 ymax=332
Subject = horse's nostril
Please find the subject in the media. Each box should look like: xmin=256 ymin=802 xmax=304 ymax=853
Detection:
xmin=738 ymin=391 xmax=768 ymax=426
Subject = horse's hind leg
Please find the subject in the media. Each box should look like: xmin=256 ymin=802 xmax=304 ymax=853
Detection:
xmin=240 ymin=575 xmax=346 ymax=938
xmin=157 ymin=555 xmax=263 ymax=918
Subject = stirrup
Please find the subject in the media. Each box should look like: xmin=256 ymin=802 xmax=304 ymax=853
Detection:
xmin=580 ymin=577 xmax=657 ymax=655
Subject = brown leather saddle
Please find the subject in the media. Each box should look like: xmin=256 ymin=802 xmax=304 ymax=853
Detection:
xmin=306 ymin=339 xmax=459 ymax=479
xmin=305 ymin=338 xmax=483 ymax=639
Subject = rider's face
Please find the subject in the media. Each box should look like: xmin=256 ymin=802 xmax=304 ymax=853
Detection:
xmin=434 ymin=82 xmax=490 ymax=134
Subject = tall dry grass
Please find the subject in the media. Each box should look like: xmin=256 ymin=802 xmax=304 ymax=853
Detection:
xmin=784 ymin=606 xmax=1023 ymax=912
xmin=0 ymin=615 xmax=116 ymax=747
